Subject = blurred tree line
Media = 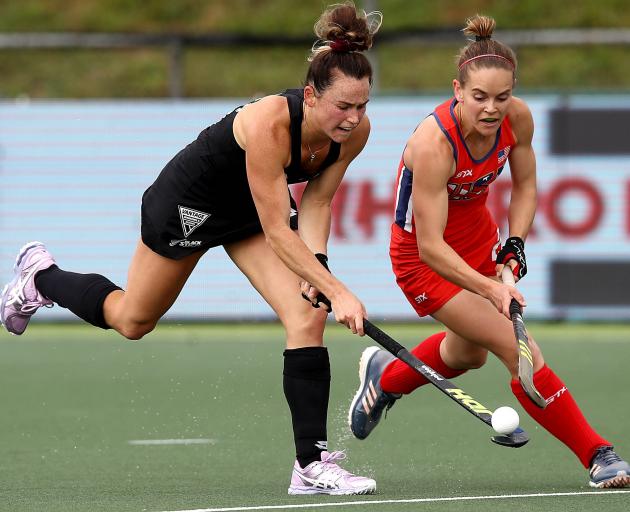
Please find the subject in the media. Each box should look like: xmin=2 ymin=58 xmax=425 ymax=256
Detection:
xmin=1 ymin=0 xmax=630 ymax=98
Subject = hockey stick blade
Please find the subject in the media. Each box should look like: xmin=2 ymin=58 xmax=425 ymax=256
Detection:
xmin=491 ymin=427 xmax=529 ymax=448
xmin=502 ymin=268 xmax=547 ymax=409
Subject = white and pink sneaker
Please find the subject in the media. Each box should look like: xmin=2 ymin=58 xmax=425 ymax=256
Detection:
xmin=1 ymin=242 xmax=55 ymax=335
xmin=288 ymin=450 xmax=376 ymax=495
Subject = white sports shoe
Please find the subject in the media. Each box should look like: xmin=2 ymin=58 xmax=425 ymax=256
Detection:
xmin=288 ymin=450 xmax=376 ymax=495
xmin=1 ymin=241 xmax=55 ymax=335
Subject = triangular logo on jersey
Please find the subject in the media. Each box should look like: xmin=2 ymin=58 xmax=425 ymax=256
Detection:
xmin=178 ymin=205 xmax=210 ymax=237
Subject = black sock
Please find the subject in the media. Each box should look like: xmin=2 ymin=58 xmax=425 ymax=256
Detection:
xmin=283 ymin=346 xmax=330 ymax=468
xmin=34 ymin=265 xmax=122 ymax=329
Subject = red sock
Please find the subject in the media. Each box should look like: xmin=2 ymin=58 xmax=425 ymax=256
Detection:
xmin=380 ymin=332 xmax=467 ymax=394
xmin=511 ymin=365 xmax=609 ymax=467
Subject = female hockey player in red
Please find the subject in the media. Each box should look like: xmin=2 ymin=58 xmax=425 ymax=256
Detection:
xmin=348 ymin=14 xmax=629 ymax=489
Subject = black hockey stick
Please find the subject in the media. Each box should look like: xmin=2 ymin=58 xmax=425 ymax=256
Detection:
xmin=501 ymin=267 xmax=547 ymax=409
xmin=305 ymin=293 xmax=529 ymax=447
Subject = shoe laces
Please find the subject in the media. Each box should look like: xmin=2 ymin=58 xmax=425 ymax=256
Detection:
xmin=383 ymin=392 xmax=400 ymax=419
xmin=316 ymin=451 xmax=352 ymax=478
xmin=16 ymin=299 xmax=53 ymax=315
xmin=593 ymin=446 xmax=622 ymax=467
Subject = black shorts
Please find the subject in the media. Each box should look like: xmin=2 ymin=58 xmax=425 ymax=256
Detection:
xmin=140 ymin=143 xmax=299 ymax=260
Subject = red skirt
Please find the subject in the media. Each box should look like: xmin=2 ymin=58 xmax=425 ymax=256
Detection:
xmin=390 ymin=207 xmax=500 ymax=317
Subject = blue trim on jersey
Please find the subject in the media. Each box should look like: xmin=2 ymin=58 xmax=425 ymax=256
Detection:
xmin=394 ymin=166 xmax=413 ymax=229
xmin=432 ymin=112 xmax=458 ymax=162
xmin=450 ymin=99 xmax=501 ymax=164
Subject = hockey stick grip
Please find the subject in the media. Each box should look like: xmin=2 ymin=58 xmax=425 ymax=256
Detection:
xmin=501 ymin=266 xmax=522 ymax=315
xmin=501 ymin=265 xmax=516 ymax=286
xmin=362 ymin=319 xmax=407 ymax=357
xmin=509 ymin=298 xmax=522 ymax=316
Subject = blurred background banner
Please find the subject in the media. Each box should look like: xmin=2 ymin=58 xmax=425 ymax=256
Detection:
xmin=2 ymin=95 xmax=629 ymax=321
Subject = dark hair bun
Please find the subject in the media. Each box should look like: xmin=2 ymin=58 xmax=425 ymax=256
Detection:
xmin=311 ymin=1 xmax=382 ymax=56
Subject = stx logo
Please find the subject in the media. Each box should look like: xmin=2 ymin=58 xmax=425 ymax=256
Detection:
xmin=546 ymin=386 xmax=567 ymax=406
xmin=446 ymin=388 xmax=493 ymax=415
xmin=414 ymin=292 xmax=428 ymax=304
xmin=455 ymin=169 xmax=473 ymax=178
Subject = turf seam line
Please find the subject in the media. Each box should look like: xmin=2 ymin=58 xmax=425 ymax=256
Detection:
xmin=128 ymin=439 xmax=217 ymax=445
xmin=158 ymin=489 xmax=630 ymax=512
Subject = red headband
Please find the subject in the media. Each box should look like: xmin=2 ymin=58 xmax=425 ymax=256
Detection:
xmin=330 ymin=39 xmax=352 ymax=52
xmin=458 ymin=54 xmax=514 ymax=70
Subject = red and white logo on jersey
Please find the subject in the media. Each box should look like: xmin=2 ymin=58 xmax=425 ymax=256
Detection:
xmin=498 ymin=146 xmax=511 ymax=164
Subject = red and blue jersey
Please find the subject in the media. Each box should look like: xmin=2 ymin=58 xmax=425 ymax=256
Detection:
xmin=390 ymin=98 xmax=516 ymax=316
xmin=394 ymin=97 xmax=515 ymax=241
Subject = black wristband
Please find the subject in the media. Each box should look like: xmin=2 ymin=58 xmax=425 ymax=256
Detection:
xmin=506 ymin=236 xmax=524 ymax=252
xmin=314 ymin=253 xmax=330 ymax=272
xmin=497 ymin=236 xmax=527 ymax=279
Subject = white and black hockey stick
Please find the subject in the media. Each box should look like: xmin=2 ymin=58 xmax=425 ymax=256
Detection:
xmin=501 ymin=267 xmax=547 ymax=409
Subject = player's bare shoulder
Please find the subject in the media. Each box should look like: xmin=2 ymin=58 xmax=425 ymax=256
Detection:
xmin=233 ymin=95 xmax=291 ymax=150
xmin=507 ymin=96 xmax=532 ymax=122
xmin=506 ymin=96 xmax=534 ymax=145
xmin=404 ymin=115 xmax=454 ymax=172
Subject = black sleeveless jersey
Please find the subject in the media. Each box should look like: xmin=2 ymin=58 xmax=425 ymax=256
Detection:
xmin=140 ymin=88 xmax=341 ymax=259
xmin=199 ymin=88 xmax=340 ymax=184
xmin=276 ymin=88 xmax=341 ymax=183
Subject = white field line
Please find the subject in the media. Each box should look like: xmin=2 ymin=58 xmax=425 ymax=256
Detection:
xmin=158 ymin=489 xmax=630 ymax=512
xmin=128 ymin=439 xmax=217 ymax=446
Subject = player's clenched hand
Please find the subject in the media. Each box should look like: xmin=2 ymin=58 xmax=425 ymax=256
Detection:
xmin=299 ymin=282 xmax=366 ymax=334
xmin=330 ymin=289 xmax=367 ymax=336
xmin=487 ymin=281 xmax=526 ymax=320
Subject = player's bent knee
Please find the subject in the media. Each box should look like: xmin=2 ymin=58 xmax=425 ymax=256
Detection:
xmin=459 ymin=351 xmax=488 ymax=370
xmin=466 ymin=354 xmax=488 ymax=370
xmin=283 ymin=311 xmax=326 ymax=343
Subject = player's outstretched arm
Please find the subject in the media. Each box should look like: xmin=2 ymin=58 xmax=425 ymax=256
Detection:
xmin=241 ymin=97 xmax=367 ymax=334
